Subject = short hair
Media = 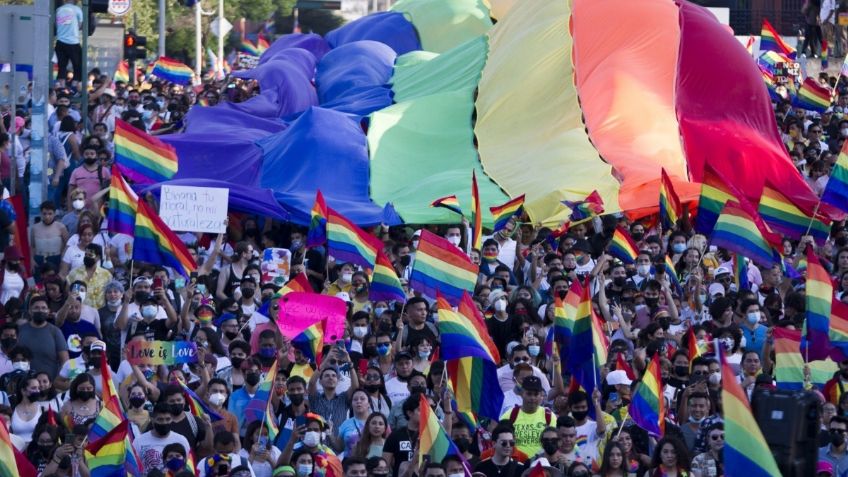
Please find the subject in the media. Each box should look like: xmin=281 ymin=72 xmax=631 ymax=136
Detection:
xmin=831 ymin=415 xmax=848 ymax=427
xmin=29 ymin=295 xmax=49 ymax=308
xmin=39 ymin=201 xmax=57 ymax=211
xmin=402 ymin=392 xmax=423 ymax=418
xmin=556 ymin=415 xmax=576 ymax=429
xmin=406 ymin=296 xmax=428 ymax=310
xmin=687 ymin=392 xmax=710 ymax=403
xmin=568 ymin=390 xmax=589 ymax=407
xmin=162 ymin=443 xmax=186 ymax=459
xmin=228 ymin=340 xmax=251 ymax=356
xmin=491 ymin=424 xmax=514 ymax=442
xmin=213 ymin=430 xmax=236 ymax=446
xmin=342 ymin=456 xmax=367 ymax=472
xmin=287 ymin=375 xmax=307 ymax=388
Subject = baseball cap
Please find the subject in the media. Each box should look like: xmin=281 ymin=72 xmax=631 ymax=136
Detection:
xmin=818 ymin=460 xmax=834 ymax=476
xmin=521 ymin=376 xmax=543 ymax=392
xmin=89 ymin=340 xmax=106 ymax=352
xmin=714 ymin=266 xmax=732 ymax=278
xmin=395 ymin=351 xmax=413 ymax=362
xmin=606 ymin=370 xmax=632 ymax=386
xmin=708 ymin=283 xmax=725 ymax=298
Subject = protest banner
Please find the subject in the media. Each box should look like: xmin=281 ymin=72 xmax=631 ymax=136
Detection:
xmin=236 ymin=53 xmax=259 ymax=70
xmin=159 ymin=185 xmax=229 ymax=234
xmin=277 ymin=292 xmax=347 ymax=343
xmin=126 ymin=340 xmax=198 ymax=366
xmin=261 ymin=248 xmax=291 ymax=286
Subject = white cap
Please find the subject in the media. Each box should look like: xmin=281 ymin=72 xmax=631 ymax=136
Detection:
xmin=714 ymin=266 xmax=732 ymax=277
xmin=335 ymin=291 xmax=351 ymax=303
xmin=606 ymin=370 xmax=632 ymax=386
xmin=709 ymin=283 xmax=725 ymax=298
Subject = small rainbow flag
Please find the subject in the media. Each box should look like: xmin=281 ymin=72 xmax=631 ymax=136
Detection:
xmin=830 ymin=300 xmax=848 ymax=362
xmin=431 ymin=195 xmax=463 ymax=216
xmin=591 ymin=300 xmax=609 ymax=370
xmin=327 ymin=207 xmax=380 ymax=270
xmin=0 ymin=419 xmax=20 ymax=477
xmin=471 ymin=171 xmax=482 ymax=250
xmin=489 ymin=195 xmax=525 ymax=233
xmin=607 ymin=226 xmax=638 ymax=264
xmin=659 ymin=168 xmax=682 ymax=230
xmin=733 ymin=254 xmax=749 ymax=291
xmin=244 ymin=359 xmax=280 ymax=441
xmin=711 ymin=201 xmax=781 ymax=268
xmin=774 ymin=327 xmax=839 ymax=390
xmin=278 ymin=273 xmax=313 ymax=296
xmin=151 ymin=56 xmax=194 ymax=85
xmin=721 ymin=351 xmax=782 ymax=477
xmin=177 ymin=380 xmax=223 ymax=422
xmin=410 ymin=230 xmax=478 ymax=305
xmin=687 ymin=327 xmax=702 ymax=372
xmin=662 ymin=255 xmax=683 ymax=293
xmin=114 ymin=60 xmax=129 ymax=83
xmin=805 ymin=245 xmax=834 ymax=361
xmin=240 ymin=38 xmax=261 ymax=56
xmin=628 ymin=353 xmax=665 ymax=437
xmin=760 ymin=66 xmax=785 ymax=102
xmin=758 ymin=183 xmax=830 ymax=245
xmin=306 ymin=190 xmax=328 ymax=248
xmin=695 ymin=164 xmax=740 ymax=235
xmin=792 ymin=77 xmax=832 ymax=113
xmin=370 ymin=250 xmax=406 ymax=303
xmin=567 ymin=279 xmax=602 ymax=410
xmin=822 ymin=139 xmax=848 ymax=212
xmin=132 ymin=197 xmax=197 ymax=277
xmin=562 ymin=190 xmax=604 ymax=223
xmin=437 ymin=293 xmax=501 ymax=364
xmin=107 ymin=166 xmax=138 ymax=236
xmin=257 ymin=34 xmax=271 ymax=53
xmin=292 ymin=321 xmax=324 ymax=366
xmin=114 ymin=119 xmax=178 ymax=185
xmin=759 ymin=50 xmax=793 ymax=70
xmin=418 ymin=394 xmax=471 ymax=475
xmin=84 ymin=420 xmax=142 ymax=477
xmin=88 ymin=353 xmax=125 ymax=442
xmin=760 ymin=18 xmax=796 ymax=59
xmin=745 ymin=35 xmax=755 ymax=56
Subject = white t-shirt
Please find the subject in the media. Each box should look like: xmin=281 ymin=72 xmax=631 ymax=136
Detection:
xmin=111 ymin=233 xmax=134 ymax=264
xmin=62 ymin=245 xmax=86 ymax=270
xmin=574 ymin=419 xmax=601 ymax=464
xmin=55 ymin=3 xmax=83 ymax=45
xmin=384 ymin=377 xmax=410 ymax=405
xmin=133 ymin=431 xmax=190 ymax=475
xmin=0 ymin=271 xmax=24 ymax=305
xmin=199 ymin=452 xmax=255 ymax=477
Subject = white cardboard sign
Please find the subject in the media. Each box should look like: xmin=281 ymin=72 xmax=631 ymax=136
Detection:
xmin=159 ymin=185 xmax=229 ymax=234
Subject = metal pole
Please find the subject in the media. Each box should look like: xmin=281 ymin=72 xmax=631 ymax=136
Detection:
xmin=217 ymin=0 xmax=223 ymax=76
xmin=9 ymin=12 xmax=17 ymax=195
xmin=30 ymin=0 xmax=51 ymax=223
xmin=195 ymin=1 xmax=201 ymax=77
xmin=81 ymin=0 xmax=89 ymax=133
xmin=158 ymin=0 xmax=166 ymax=57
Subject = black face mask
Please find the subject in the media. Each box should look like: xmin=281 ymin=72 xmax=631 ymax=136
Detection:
xmin=90 ymin=356 xmax=102 ymax=369
xmin=134 ymin=291 xmax=149 ymax=303
xmin=77 ymin=391 xmax=94 ymax=401
xmin=129 ymin=396 xmax=146 ymax=409
xmin=542 ymin=439 xmax=559 ymax=455
xmin=365 ymin=384 xmax=382 ymax=394
xmin=288 ymin=393 xmax=305 ymax=406
xmin=400 ymin=255 xmax=411 ymax=267
xmin=84 ymin=256 xmax=97 ymax=268
xmin=241 ymin=288 xmax=255 ymax=299
xmin=832 ymin=431 xmax=846 ymax=447
xmin=245 ymin=372 xmax=261 ymax=387
xmin=153 ymin=422 xmax=170 ymax=436
xmin=31 ymin=312 xmax=47 ymax=324
xmin=674 ymin=365 xmax=689 ymax=377
xmin=410 ymin=385 xmax=427 ymax=395
xmin=169 ymin=404 xmax=184 ymax=416
xmin=0 ymin=338 xmax=15 ymax=350
xmin=224 ymin=331 xmax=239 ymax=341
xmin=364 ymin=346 xmax=378 ymax=358
xmin=571 ymin=410 xmax=588 ymax=422
xmin=631 ymin=232 xmax=644 ymax=241
xmin=84 ymin=157 xmax=97 ymax=165
xmin=28 ymin=391 xmax=43 ymax=401
xmin=613 ymin=276 xmax=626 ymax=287
xmin=645 ymin=297 xmax=660 ymax=308
xmin=454 ymin=438 xmax=471 ymax=453
xmin=6 ymin=263 xmax=17 ymax=272
xmin=38 ymin=444 xmax=53 ymax=456
xmin=558 ymin=289 xmax=568 ymax=300
xmin=230 ymin=357 xmax=244 ymax=369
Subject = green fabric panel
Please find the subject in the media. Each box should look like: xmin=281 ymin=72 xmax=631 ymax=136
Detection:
xmin=391 ymin=35 xmax=489 ymax=103
xmin=394 ymin=50 xmax=439 ymax=69
xmin=368 ymin=89 xmax=508 ymax=225
xmin=390 ymin=0 xmax=493 ymax=53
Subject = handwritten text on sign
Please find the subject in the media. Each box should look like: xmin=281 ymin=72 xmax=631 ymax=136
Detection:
xmin=277 ymin=292 xmax=347 ymax=343
xmin=160 ymin=185 xmax=229 ymax=234
xmin=126 ymin=340 xmax=198 ymax=366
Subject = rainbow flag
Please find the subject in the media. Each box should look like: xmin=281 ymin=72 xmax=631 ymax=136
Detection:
xmin=132 ymin=197 xmax=197 ymax=277
xmin=662 ymin=255 xmax=683 ymax=293
xmin=0 ymin=419 xmax=19 ymax=477
xmin=607 ymin=226 xmax=638 ymax=264
xmin=758 ymin=50 xmax=793 ymax=70
xmin=553 ymin=281 xmax=583 ymax=348
xmin=830 ymin=300 xmax=848 ymax=361
xmin=114 ymin=60 xmax=129 ymax=83
xmin=244 ymin=359 xmax=280 ymax=441
xmin=567 ymin=279 xmax=602 ymax=410
xmin=696 ymin=164 xmax=740 ymax=235
xmin=418 ymin=394 xmax=471 ymax=475
xmin=370 ymin=250 xmax=406 ymax=303
xmin=437 ymin=293 xmax=501 ymax=363
xmin=84 ymin=420 xmax=142 ymax=477
xmin=489 ymin=195 xmax=525 ymax=233
xmin=410 ymin=230 xmax=478 ymax=305
xmin=760 ymin=65 xmax=785 ymax=102
xmin=628 ymin=353 xmax=665 ymax=437
xmin=88 ymin=353 xmax=125 ymax=442
xmin=758 ymin=183 xmax=830 ymax=245
xmin=107 ymin=166 xmax=138 ymax=236
xmin=307 ymin=190 xmax=328 ymax=248
xmin=446 ymin=357 xmax=503 ymax=421
xmin=822 ymin=139 xmax=848 ymax=212
xmin=711 ymin=201 xmax=781 ymax=268
xmin=114 ymin=119 xmax=178 ymax=185
xmin=430 ymin=195 xmax=463 ymax=216
xmin=278 ymin=273 xmax=313 ymax=296
xmin=240 ymin=38 xmax=261 ymax=56
xmin=733 ymin=254 xmax=749 ymax=291
xmin=177 ymin=380 xmax=223 ymax=422
xmin=327 ymin=207 xmax=380 ymax=270
xmin=151 ymin=56 xmax=194 ymax=85
xmin=687 ymin=327 xmax=702 ymax=372
xmin=562 ymin=190 xmax=604 ymax=222
xmin=591 ymin=301 xmax=609 ymax=370
xmin=774 ymin=327 xmax=839 ymax=390
xmin=257 ymin=34 xmax=271 ymax=53
xmin=291 ymin=320 xmax=324 ymax=366
xmin=793 ymin=77 xmax=832 ymax=113
xmin=471 ymin=170 xmax=482 ymax=250
xmin=805 ymin=245 xmax=834 ymax=361
xmin=760 ymin=18 xmax=796 ymax=59
xmin=721 ymin=351 xmax=782 ymax=477
xmin=745 ymin=35 xmax=755 ymax=55
xmin=659 ymin=168 xmax=682 ymax=230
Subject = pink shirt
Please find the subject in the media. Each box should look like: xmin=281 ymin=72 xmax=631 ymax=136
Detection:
xmin=68 ymin=164 xmax=110 ymax=203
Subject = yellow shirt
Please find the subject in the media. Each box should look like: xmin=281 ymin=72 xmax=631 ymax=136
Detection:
xmin=67 ymin=266 xmax=113 ymax=309
xmin=500 ymin=406 xmax=550 ymax=457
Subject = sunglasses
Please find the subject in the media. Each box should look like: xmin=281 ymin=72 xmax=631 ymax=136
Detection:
xmin=832 ymin=429 xmax=847 ymax=434
xmin=499 ymin=440 xmax=515 ymax=447
xmin=513 ymin=357 xmax=530 ymax=363
xmin=365 ymin=374 xmax=381 ymax=381
xmin=710 ymin=433 xmax=724 ymax=441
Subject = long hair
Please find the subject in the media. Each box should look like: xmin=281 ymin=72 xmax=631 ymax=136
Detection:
xmin=650 ymin=436 xmax=690 ymax=472
xmin=351 ymin=412 xmax=388 ymax=459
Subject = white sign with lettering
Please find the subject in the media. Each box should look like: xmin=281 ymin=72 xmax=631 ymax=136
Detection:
xmin=159 ymin=185 xmax=229 ymax=234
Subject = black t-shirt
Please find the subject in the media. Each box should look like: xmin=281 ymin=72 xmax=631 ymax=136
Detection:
xmin=487 ymin=315 xmax=521 ymax=359
xmin=474 ymin=458 xmax=522 ymax=477
xmin=124 ymin=318 xmax=170 ymax=343
xmin=403 ymin=322 xmax=438 ymax=348
xmin=383 ymin=426 xmax=417 ymax=476
xmin=170 ymin=413 xmax=204 ymax=449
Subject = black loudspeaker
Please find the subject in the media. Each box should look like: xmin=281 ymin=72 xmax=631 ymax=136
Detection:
xmin=750 ymin=389 xmax=819 ymax=477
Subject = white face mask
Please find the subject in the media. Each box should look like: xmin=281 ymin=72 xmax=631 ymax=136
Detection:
xmin=340 ymin=272 xmax=353 ymax=284
xmin=78 ymin=291 xmax=87 ymax=303
xmin=528 ymin=345 xmax=541 ymax=357
xmin=353 ymin=326 xmax=368 ymax=338
xmin=448 ymin=474 xmax=465 ymax=477
xmin=302 ymin=431 xmax=321 ymax=447
xmin=107 ymin=299 xmax=122 ymax=308
xmin=209 ymin=393 xmax=227 ymax=406
xmin=141 ymin=305 xmax=157 ymax=320
xmin=494 ymin=299 xmax=507 ymax=312
xmin=72 ymin=199 xmax=85 ymax=211
xmin=446 ymin=235 xmax=461 ymax=246
xmin=708 ymin=371 xmax=721 ymax=385
xmin=637 ymin=264 xmax=651 ymax=276
xmin=12 ymin=361 xmax=29 ymax=372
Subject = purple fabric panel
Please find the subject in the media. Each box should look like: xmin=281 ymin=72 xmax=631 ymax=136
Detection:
xmin=184 ymin=105 xmax=288 ymax=135
xmin=315 ymin=40 xmax=396 ymax=104
xmin=161 ymin=131 xmax=266 ymax=186
xmin=259 ymin=33 xmax=330 ymax=64
xmin=325 ymin=12 xmax=421 ymax=55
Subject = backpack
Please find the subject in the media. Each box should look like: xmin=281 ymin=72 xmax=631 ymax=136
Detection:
xmin=507 ymin=405 xmax=553 ymax=426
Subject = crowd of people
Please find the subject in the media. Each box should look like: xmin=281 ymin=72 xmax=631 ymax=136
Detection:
xmin=3 ymin=2 xmax=848 ymax=477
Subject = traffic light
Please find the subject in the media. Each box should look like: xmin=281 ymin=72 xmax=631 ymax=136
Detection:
xmin=123 ymin=30 xmax=147 ymax=61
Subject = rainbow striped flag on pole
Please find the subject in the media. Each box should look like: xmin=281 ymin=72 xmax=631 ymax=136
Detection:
xmin=257 ymin=34 xmax=271 ymax=53
xmin=567 ymin=278 xmax=603 ymax=410
xmin=805 ymin=245 xmax=834 ymax=361
xmin=471 ymin=171 xmax=482 ymax=250
xmin=177 ymin=379 xmax=223 ymax=422
xmin=822 ymin=139 xmax=848 ymax=212
xmin=721 ymin=351 xmax=782 ymax=477
xmin=774 ymin=327 xmax=839 ymax=390
xmin=659 ymin=168 xmax=682 ymax=230
xmin=607 ymin=226 xmax=639 ymax=264
xmin=758 ymin=182 xmax=831 ymax=245
xmin=695 ymin=164 xmax=740 ymax=235
xmin=370 ymin=250 xmax=406 ymax=303
xmin=114 ymin=119 xmax=178 ymax=185
xmin=829 ymin=300 xmax=848 ymax=361
xmin=114 ymin=60 xmax=129 ymax=83
xmin=711 ymin=201 xmax=781 ymax=268
xmin=760 ymin=18 xmax=796 ymax=59
xmin=107 ymin=166 xmax=138 ymax=236
xmin=132 ymin=198 xmax=197 ymax=277
xmin=240 ymin=38 xmax=261 ymax=56
xmin=431 ymin=195 xmax=463 ymax=216
xmin=562 ymin=190 xmax=605 ymax=223
xmin=0 ymin=419 xmax=19 ymax=477
xmin=84 ymin=420 xmax=142 ymax=477
xmin=792 ymin=77 xmax=833 ymax=113
xmin=244 ymin=359 xmax=281 ymax=441
xmin=628 ymin=353 xmax=665 ymax=437
xmin=151 ymin=56 xmax=194 ymax=85
xmin=410 ymin=230 xmax=478 ymax=305
xmin=327 ymin=207 xmax=380 ymax=270
xmin=291 ymin=321 xmax=324 ymax=366
xmin=88 ymin=353 xmax=125 ymax=441
xmin=306 ymin=190 xmax=328 ymax=248
xmin=418 ymin=393 xmax=472 ymax=476
xmin=489 ymin=195 xmax=525 ymax=233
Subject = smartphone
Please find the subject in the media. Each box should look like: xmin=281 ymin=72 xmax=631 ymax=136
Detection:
xmin=335 ymin=339 xmax=345 ymax=350
xmin=197 ymin=284 xmax=207 ymax=295
xmin=190 ymin=272 xmax=198 ymax=283
xmin=258 ymin=435 xmax=268 ymax=448
xmin=64 ymin=430 xmax=75 ymax=444
xmin=70 ymin=283 xmax=80 ymax=294
xmin=217 ymin=464 xmax=229 ymax=476
xmin=295 ymin=415 xmax=306 ymax=428
xmin=174 ymin=277 xmax=186 ymax=288
xmin=152 ymin=277 xmax=163 ymax=289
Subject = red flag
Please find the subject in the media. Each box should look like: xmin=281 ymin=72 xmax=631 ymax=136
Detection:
xmin=528 ymin=461 xmax=546 ymax=477
xmin=616 ymin=353 xmax=635 ymax=381
xmin=9 ymin=196 xmax=30 ymax=277
xmin=14 ymin=445 xmax=37 ymax=477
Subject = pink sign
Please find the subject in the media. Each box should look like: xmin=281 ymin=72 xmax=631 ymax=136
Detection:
xmin=277 ymin=292 xmax=347 ymax=343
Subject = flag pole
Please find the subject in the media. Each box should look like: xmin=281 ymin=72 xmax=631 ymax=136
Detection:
xmin=802 ymin=199 xmax=823 ymax=239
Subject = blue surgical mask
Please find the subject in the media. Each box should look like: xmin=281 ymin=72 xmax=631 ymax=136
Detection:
xmin=528 ymin=345 xmax=540 ymax=357
xmin=165 ymin=457 xmax=184 ymax=471
xmin=377 ymin=344 xmax=391 ymax=356
xmin=374 ymin=306 xmax=387 ymax=317
xmin=259 ymin=347 xmax=277 ymax=358
xmin=672 ymin=243 xmax=687 ymax=254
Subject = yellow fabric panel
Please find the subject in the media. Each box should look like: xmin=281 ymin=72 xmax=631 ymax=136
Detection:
xmin=390 ymin=0 xmax=493 ymax=53
xmin=474 ymin=0 xmax=620 ymax=225
xmin=488 ymin=0 xmax=517 ymax=20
